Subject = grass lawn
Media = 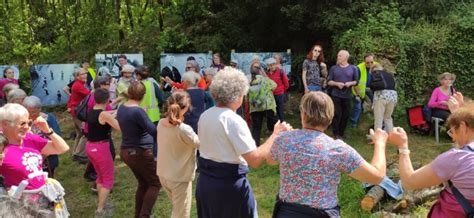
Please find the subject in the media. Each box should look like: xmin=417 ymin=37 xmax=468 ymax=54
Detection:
xmin=51 ymin=101 xmax=452 ymax=217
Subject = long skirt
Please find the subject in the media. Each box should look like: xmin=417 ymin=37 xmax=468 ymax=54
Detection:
xmin=195 ymin=157 xmax=256 ymax=218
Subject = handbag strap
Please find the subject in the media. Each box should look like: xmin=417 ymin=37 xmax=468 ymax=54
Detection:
xmin=448 ymin=144 xmax=474 ymax=217
xmin=448 ymin=180 xmax=474 ymax=217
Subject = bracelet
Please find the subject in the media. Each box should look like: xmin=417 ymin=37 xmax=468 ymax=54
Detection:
xmin=398 ymin=148 xmax=410 ymax=155
xmin=43 ymin=128 xmax=54 ymax=137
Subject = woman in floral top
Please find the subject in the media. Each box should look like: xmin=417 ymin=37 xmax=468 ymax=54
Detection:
xmin=267 ymin=91 xmax=388 ymax=217
xmin=248 ymin=60 xmax=278 ymax=146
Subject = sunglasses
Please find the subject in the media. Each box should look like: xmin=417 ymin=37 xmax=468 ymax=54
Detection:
xmin=366 ymin=61 xmax=374 ymax=64
xmin=313 ymin=49 xmax=322 ymax=52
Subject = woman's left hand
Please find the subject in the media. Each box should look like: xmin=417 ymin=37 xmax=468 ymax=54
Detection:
xmin=33 ymin=116 xmax=51 ymax=134
xmin=369 ymin=128 xmax=388 ymax=146
xmin=272 ymin=121 xmax=293 ymax=135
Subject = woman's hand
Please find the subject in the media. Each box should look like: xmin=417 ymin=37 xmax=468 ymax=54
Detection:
xmin=388 ymin=127 xmax=408 ymax=149
xmin=272 ymin=121 xmax=293 ymax=135
xmin=448 ymin=96 xmax=461 ymax=112
xmin=33 ymin=116 xmax=51 ymax=134
xmin=370 ymin=128 xmax=388 ymax=146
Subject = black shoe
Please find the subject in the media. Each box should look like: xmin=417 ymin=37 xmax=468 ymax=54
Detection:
xmin=84 ymin=173 xmax=97 ymax=182
xmin=73 ymin=155 xmax=89 ymax=164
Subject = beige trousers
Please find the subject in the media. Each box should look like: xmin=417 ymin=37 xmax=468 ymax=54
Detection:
xmin=72 ymin=116 xmax=87 ymax=157
xmin=373 ymin=99 xmax=396 ymax=132
xmin=159 ymin=177 xmax=192 ymax=218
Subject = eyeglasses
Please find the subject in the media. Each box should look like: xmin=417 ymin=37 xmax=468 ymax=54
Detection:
xmin=447 ymin=127 xmax=455 ymax=138
xmin=366 ymin=61 xmax=374 ymax=64
xmin=313 ymin=49 xmax=321 ymax=52
xmin=185 ymin=67 xmax=194 ymax=70
xmin=18 ymin=120 xmax=34 ymax=128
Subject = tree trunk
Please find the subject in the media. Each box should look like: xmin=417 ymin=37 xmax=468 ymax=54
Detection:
xmin=115 ymin=0 xmax=124 ymax=42
xmin=361 ymin=185 xmax=385 ymax=211
xmin=125 ymin=0 xmax=134 ymax=32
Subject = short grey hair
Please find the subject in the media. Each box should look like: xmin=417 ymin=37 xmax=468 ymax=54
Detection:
xmin=2 ymin=83 xmax=19 ymax=95
xmin=73 ymin=67 xmax=82 ymax=77
xmin=204 ymin=68 xmax=218 ymax=76
xmin=187 ymin=60 xmax=199 ymax=71
xmin=181 ymin=71 xmax=201 ymax=87
xmin=7 ymin=89 xmax=27 ymax=103
xmin=22 ymin=96 xmax=42 ymax=109
xmin=209 ymin=67 xmax=249 ymax=105
xmin=0 ymin=103 xmax=29 ymax=123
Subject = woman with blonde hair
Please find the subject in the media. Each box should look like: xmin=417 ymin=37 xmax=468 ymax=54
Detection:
xmin=157 ymin=91 xmax=199 ymax=218
xmin=428 ymin=72 xmax=456 ymax=121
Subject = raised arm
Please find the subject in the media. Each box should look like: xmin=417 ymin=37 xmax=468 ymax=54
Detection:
xmin=348 ymin=128 xmax=387 ymax=185
xmin=242 ymin=121 xmax=292 ymax=168
xmin=388 ymin=127 xmax=442 ymax=190
xmin=35 ymin=116 xmax=69 ymax=155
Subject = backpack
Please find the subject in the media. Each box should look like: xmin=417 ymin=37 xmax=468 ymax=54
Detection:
xmin=75 ymin=94 xmax=91 ymax=122
xmin=370 ymin=70 xmax=387 ymax=91
xmin=449 ymin=146 xmax=474 ymax=218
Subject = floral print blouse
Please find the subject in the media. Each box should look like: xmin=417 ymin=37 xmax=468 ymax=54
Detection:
xmin=271 ymin=129 xmax=364 ymax=209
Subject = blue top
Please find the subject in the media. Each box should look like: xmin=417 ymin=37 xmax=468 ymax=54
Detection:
xmin=117 ymin=105 xmax=157 ymax=149
xmin=185 ymin=88 xmax=206 ymax=133
xmin=328 ymin=65 xmax=358 ymax=99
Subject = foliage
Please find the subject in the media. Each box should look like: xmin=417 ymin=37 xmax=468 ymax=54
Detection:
xmin=333 ymin=3 xmax=474 ymax=119
xmin=0 ymin=0 xmax=472 ymax=109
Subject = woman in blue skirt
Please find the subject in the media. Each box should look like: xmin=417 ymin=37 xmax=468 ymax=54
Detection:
xmin=196 ymin=67 xmax=291 ymax=218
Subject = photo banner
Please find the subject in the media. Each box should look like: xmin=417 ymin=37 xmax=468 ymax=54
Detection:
xmin=95 ymin=53 xmax=144 ymax=77
xmin=0 ymin=65 xmax=20 ymax=79
xmin=30 ymin=64 xmax=80 ymax=106
xmin=159 ymin=53 xmax=213 ymax=77
xmin=230 ymin=51 xmax=291 ymax=76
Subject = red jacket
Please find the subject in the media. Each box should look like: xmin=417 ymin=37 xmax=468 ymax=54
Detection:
xmin=67 ymin=80 xmax=90 ymax=117
xmin=266 ymin=68 xmax=289 ymax=95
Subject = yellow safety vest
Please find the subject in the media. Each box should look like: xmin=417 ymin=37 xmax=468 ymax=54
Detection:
xmin=352 ymin=61 xmax=378 ymax=99
xmin=88 ymin=68 xmax=96 ymax=80
xmin=139 ymin=79 xmax=160 ymax=122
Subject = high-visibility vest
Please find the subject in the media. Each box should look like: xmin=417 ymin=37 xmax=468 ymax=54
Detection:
xmin=139 ymin=79 xmax=160 ymax=122
xmin=352 ymin=61 xmax=378 ymax=99
xmin=88 ymin=68 xmax=96 ymax=80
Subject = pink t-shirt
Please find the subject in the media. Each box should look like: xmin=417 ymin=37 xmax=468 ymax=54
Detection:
xmin=0 ymin=133 xmax=48 ymax=190
xmin=431 ymin=143 xmax=474 ymax=200
xmin=428 ymin=87 xmax=450 ymax=110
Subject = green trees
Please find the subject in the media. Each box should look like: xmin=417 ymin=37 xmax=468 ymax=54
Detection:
xmin=0 ymin=0 xmax=472 ymax=107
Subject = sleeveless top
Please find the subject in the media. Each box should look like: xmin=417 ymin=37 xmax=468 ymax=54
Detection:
xmin=86 ymin=108 xmax=111 ymax=142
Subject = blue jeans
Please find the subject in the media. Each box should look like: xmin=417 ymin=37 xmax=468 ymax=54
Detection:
xmin=350 ymin=96 xmax=362 ymax=128
xmin=307 ymin=85 xmax=321 ymax=92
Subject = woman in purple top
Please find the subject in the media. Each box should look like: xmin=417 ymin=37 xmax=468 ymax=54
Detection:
xmin=116 ymin=81 xmax=161 ymax=218
xmin=210 ymin=53 xmax=225 ymax=71
xmin=267 ymin=91 xmax=388 ymax=217
xmin=428 ymin=72 xmax=456 ymax=121
xmin=389 ymin=96 xmax=474 ymax=218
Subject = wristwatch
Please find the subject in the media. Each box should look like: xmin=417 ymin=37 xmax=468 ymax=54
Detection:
xmin=44 ymin=128 xmax=54 ymax=137
xmin=398 ymin=148 xmax=410 ymax=155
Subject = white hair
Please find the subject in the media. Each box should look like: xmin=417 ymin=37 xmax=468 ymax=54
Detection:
xmin=22 ymin=96 xmax=42 ymax=109
xmin=209 ymin=67 xmax=249 ymax=105
xmin=204 ymin=68 xmax=218 ymax=76
xmin=181 ymin=71 xmax=201 ymax=87
xmin=7 ymin=89 xmax=27 ymax=103
xmin=0 ymin=103 xmax=29 ymax=123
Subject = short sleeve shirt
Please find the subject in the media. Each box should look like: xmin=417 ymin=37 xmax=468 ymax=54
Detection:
xmin=271 ymin=129 xmax=364 ymax=209
xmin=431 ymin=143 xmax=474 ymax=199
xmin=303 ymin=59 xmax=320 ymax=86
xmin=0 ymin=133 xmax=48 ymax=190
xmin=198 ymin=107 xmax=256 ymax=165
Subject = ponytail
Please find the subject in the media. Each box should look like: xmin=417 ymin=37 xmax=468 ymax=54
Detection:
xmin=163 ymin=91 xmax=191 ymax=126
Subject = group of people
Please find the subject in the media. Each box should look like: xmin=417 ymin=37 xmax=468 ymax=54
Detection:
xmin=0 ymin=48 xmax=472 ymax=218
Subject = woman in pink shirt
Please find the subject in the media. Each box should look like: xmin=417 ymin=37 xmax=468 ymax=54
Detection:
xmin=0 ymin=67 xmax=20 ymax=103
xmin=428 ymin=72 xmax=456 ymax=120
xmin=0 ymin=103 xmax=69 ymax=190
